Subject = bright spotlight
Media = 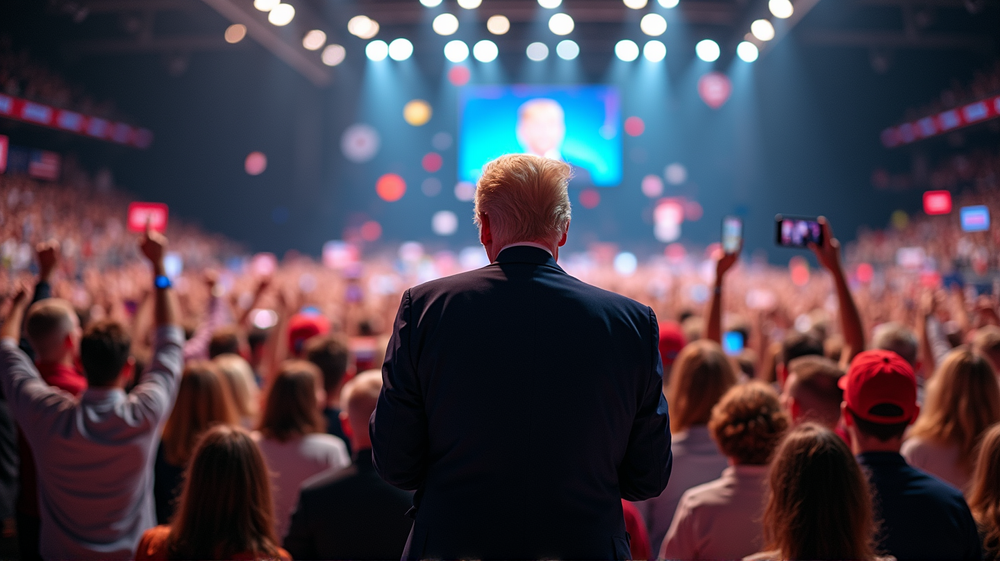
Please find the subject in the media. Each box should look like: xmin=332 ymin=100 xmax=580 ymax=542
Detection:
xmin=548 ymin=13 xmax=574 ymax=35
xmin=695 ymin=39 xmax=720 ymax=62
xmin=443 ymin=40 xmax=469 ymax=62
xmin=538 ymin=0 xmax=562 ymax=7
xmin=643 ymin=40 xmax=666 ymax=62
xmin=302 ymin=29 xmax=326 ymax=51
xmin=623 ymin=0 xmax=648 ymax=8
xmin=420 ymin=0 xmax=443 ymax=5
xmin=737 ymin=41 xmax=759 ymax=62
xmin=658 ymin=0 xmax=679 ymax=6
xmin=526 ymin=42 xmax=549 ymax=61
xmin=433 ymin=13 xmax=460 ymax=35
xmin=321 ymin=44 xmax=346 ymax=66
xmin=366 ymin=40 xmax=388 ymax=61
xmin=224 ymin=24 xmax=246 ymax=44
xmin=640 ymin=13 xmax=667 ymax=36
xmin=457 ymin=0 xmax=482 ymax=8
xmin=348 ymin=15 xmax=379 ymax=39
xmin=388 ymin=38 xmax=414 ymax=60
xmin=486 ymin=15 xmax=510 ymax=35
xmin=556 ymin=39 xmax=579 ymax=60
xmin=253 ymin=0 xmax=278 ymax=11
xmin=751 ymin=19 xmax=775 ymax=41
xmin=268 ymin=3 xmax=295 ymax=26
xmin=769 ymin=0 xmax=794 ymax=18
xmin=473 ymin=40 xmax=498 ymax=62
xmin=615 ymin=39 xmax=639 ymax=61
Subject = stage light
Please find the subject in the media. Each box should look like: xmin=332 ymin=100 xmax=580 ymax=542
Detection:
xmin=556 ymin=40 xmax=579 ymax=60
xmin=433 ymin=13 xmax=459 ymax=35
xmin=432 ymin=211 xmax=459 ymax=236
xmin=487 ymin=15 xmax=510 ymax=34
xmin=769 ymin=0 xmax=794 ymax=18
xmin=640 ymin=13 xmax=667 ymax=36
xmin=454 ymin=181 xmax=476 ymax=201
xmin=473 ymin=40 xmax=498 ymax=62
xmin=751 ymin=19 xmax=775 ymax=41
xmin=623 ymin=0 xmax=648 ymax=8
xmin=245 ymin=151 xmax=267 ymax=175
xmin=253 ymin=0 xmax=278 ymax=11
xmin=538 ymin=0 xmax=562 ymax=7
xmin=420 ymin=0 xmax=442 ymax=6
xmin=444 ymin=40 xmax=469 ymax=62
xmin=224 ymin=24 xmax=246 ymax=44
xmin=302 ymin=29 xmax=326 ymax=50
xmin=614 ymin=252 xmax=638 ymax=276
xmin=526 ymin=42 xmax=549 ymax=61
xmin=268 ymin=4 xmax=295 ymax=26
xmin=548 ymin=13 xmax=574 ymax=35
xmin=695 ymin=39 xmax=720 ymax=62
xmin=615 ymin=40 xmax=639 ymax=61
xmin=366 ymin=40 xmax=388 ymax=61
xmin=665 ymin=163 xmax=687 ymax=184
xmin=389 ymin=38 xmax=413 ymax=60
xmin=376 ymin=174 xmax=406 ymax=202
xmin=404 ymin=100 xmax=432 ymax=126
xmin=457 ymin=0 xmax=481 ymax=8
xmin=643 ymin=40 xmax=666 ymax=61
xmin=322 ymin=44 xmax=346 ymax=66
xmin=447 ymin=66 xmax=470 ymax=85
xmin=348 ymin=16 xmax=379 ymax=39
xmin=658 ymin=0 xmax=679 ymax=6
xmin=737 ymin=41 xmax=759 ymax=62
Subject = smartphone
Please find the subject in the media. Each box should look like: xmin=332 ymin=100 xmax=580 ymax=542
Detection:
xmin=723 ymin=331 xmax=745 ymax=356
xmin=960 ymin=205 xmax=990 ymax=232
xmin=775 ymin=215 xmax=824 ymax=248
xmin=722 ymin=216 xmax=743 ymax=254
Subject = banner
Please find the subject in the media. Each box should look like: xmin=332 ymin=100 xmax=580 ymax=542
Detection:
xmin=0 ymin=94 xmax=152 ymax=149
xmin=882 ymin=94 xmax=1000 ymax=148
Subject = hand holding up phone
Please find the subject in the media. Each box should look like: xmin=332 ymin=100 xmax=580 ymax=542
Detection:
xmin=807 ymin=217 xmax=841 ymax=274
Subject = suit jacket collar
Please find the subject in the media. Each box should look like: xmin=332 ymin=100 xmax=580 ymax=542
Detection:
xmin=495 ymin=245 xmax=561 ymax=270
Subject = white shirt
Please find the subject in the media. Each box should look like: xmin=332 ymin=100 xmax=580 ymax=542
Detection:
xmin=253 ymin=431 xmax=350 ymax=538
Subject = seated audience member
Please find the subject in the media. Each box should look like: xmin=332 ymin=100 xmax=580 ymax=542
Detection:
xmin=635 ymin=340 xmax=736 ymax=551
xmin=136 ymin=426 xmax=290 ymax=561
xmin=302 ymin=333 xmax=354 ymax=455
xmin=254 ymin=360 xmax=350 ymax=538
xmin=214 ymin=353 xmax=260 ymax=429
xmin=902 ymin=348 xmax=1000 ymax=492
xmin=622 ymin=500 xmax=651 ymax=561
xmin=0 ymin=226 xmax=182 ymax=559
xmin=154 ymin=361 xmax=238 ymax=523
xmin=780 ymin=355 xmax=844 ymax=428
xmin=843 ymin=350 xmax=982 ymax=560
xmin=662 ymin=381 xmax=789 ymax=560
xmin=973 ymin=326 xmax=1000 ymax=371
xmin=285 ymin=371 xmax=413 ymax=560
xmin=748 ymin=423 xmax=880 ymax=561
xmin=968 ymin=423 xmax=1000 ymax=560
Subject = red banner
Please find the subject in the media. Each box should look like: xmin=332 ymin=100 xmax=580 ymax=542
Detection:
xmin=0 ymin=94 xmax=152 ymax=149
xmin=881 ymin=94 xmax=1000 ymax=148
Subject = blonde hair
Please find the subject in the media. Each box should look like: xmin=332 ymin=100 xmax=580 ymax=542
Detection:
xmin=161 ymin=361 xmax=239 ymax=466
xmin=340 ymin=369 xmax=383 ymax=435
xmin=474 ymin=154 xmax=572 ymax=248
xmin=214 ymin=353 xmax=260 ymax=423
xmin=710 ymin=381 xmax=789 ymax=465
xmin=909 ymin=348 xmax=1000 ymax=472
xmin=969 ymin=423 xmax=1000 ymax=559
xmin=667 ymin=340 xmax=737 ymax=433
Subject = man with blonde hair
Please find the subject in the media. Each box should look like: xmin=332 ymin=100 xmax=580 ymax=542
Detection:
xmin=372 ymin=154 xmax=671 ymax=559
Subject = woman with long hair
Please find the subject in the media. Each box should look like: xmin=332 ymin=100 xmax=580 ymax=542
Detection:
xmin=214 ymin=353 xmax=260 ymax=428
xmin=902 ymin=348 xmax=1000 ymax=492
xmin=254 ymin=360 xmax=350 ymax=537
xmin=635 ymin=340 xmax=737 ymax=552
xmin=136 ymin=426 xmax=289 ymax=560
xmin=154 ymin=360 xmax=238 ymax=523
xmin=968 ymin=423 xmax=1000 ymax=559
xmin=749 ymin=423 xmax=881 ymax=561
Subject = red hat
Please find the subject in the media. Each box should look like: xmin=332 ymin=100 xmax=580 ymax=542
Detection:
xmin=659 ymin=322 xmax=686 ymax=369
xmin=288 ymin=313 xmax=330 ymax=355
xmin=839 ymin=349 xmax=917 ymax=424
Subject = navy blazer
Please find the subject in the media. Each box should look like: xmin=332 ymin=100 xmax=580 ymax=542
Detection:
xmin=370 ymin=245 xmax=672 ymax=560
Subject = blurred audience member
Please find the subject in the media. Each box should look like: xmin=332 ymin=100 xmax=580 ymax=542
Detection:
xmin=972 ymin=326 xmax=1000 ymax=371
xmin=302 ymin=333 xmax=354 ymax=455
xmin=208 ymin=327 xmax=247 ymax=360
xmin=662 ymin=381 xmax=789 ymax=559
xmin=254 ymin=360 xmax=350 ymax=538
xmin=968 ymin=423 xmax=1000 ymax=560
xmin=843 ymin=350 xmax=981 ymax=560
xmin=622 ymin=500 xmax=651 ymax=561
xmin=780 ymin=355 xmax=844 ymax=429
xmin=214 ymin=353 xmax=260 ymax=429
xmin=777 ymin=332 xmax=824 ymax=387
xmin=135 ymin=426 xmax=290 ymax=561
xmin=658 ymin=321 xmax=686 ymax=385
xmin=284 ymin=371 xmax=412 ymax=560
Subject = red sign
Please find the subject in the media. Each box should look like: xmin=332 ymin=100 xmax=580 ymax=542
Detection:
xmin=0 ymin=93 xmax=152 ymax=149
xmin=923 ymin=190 xmax=952 ymax=215
xmin=0 ymin=135 xmax=7 ymax=174
xmin=127 ymin=202 xmax=169 ymax=233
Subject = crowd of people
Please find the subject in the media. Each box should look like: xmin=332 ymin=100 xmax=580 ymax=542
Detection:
xmin=901 ymin=59 xmax=1000 ymax=122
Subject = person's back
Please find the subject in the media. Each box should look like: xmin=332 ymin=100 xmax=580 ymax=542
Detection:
xmin=371 ymin=154 xmax=671 ymax=560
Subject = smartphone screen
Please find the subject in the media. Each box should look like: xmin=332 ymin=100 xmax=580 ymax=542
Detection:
xmin=722 ymin=216 xmax=743 ymax=254
xmin=960 ymin=205 xmax=990 ymax=232
xmin=775 ymin=215 xmax=824 ymax=248
xmin=723 ymin=331 xmax=744 ymax=356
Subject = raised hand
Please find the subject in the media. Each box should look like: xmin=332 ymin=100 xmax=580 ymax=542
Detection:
xmin=36 ymin=240 xmax=60 ymax=281
xmin=808 ymin=216 xmax=842 ymax=274
xmin=139 ymin=221 xmax=167 ymax=272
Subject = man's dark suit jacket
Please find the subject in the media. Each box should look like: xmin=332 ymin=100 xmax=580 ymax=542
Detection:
xmin=283 ymin=451 xmax=414 ymax=560
xmin=370 ymin=245 xmax=672 ymax=560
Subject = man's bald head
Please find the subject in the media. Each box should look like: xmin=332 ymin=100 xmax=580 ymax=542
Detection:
xmin=340 ymin=369 xmax=383 ymax=450
xmin=25 ymin=299 xmax=80 ymax=363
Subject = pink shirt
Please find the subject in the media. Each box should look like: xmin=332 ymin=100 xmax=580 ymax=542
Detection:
xmin=661 ymin=464 xmax=770 ymax=560
xmin=901 ymin=437 xmax=970 ymax=493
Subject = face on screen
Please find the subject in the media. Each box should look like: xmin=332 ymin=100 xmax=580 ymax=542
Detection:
xmin=516 ymin=99 xmax=566 ymax=158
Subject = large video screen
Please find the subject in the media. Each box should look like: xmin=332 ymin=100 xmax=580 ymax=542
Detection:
xmin=459 ymin=85 xmax=621 ymax=187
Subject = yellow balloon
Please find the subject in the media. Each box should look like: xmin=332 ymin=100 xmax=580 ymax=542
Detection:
xmin=403 ymin=100 xmax=432 ymax=127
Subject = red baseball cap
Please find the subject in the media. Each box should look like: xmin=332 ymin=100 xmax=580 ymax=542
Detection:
xmin=659 ymin=322 xmax=686 ymax=369
xmin=839 ymin=349 xmax=918 ymax=424
xmin=288 ymin=313 xmax=331 ymax=355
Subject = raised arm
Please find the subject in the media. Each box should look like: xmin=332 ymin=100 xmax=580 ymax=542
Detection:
xmin=19 ymin=241 xmax=58 ymax=359
xmin=705 ymin=244 xmax=741 ymax=344
xmin=141 ymin=223 xmax=178 ymax=329
xmin=810 ymin=217 xmax=865 ymax=368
